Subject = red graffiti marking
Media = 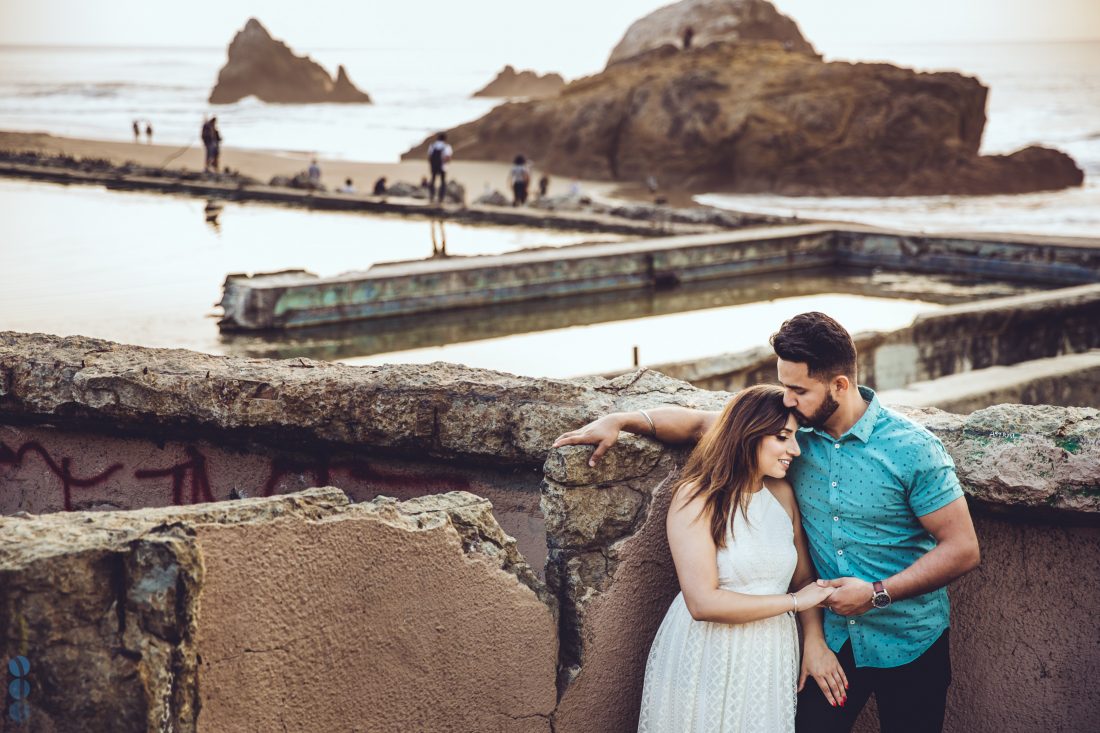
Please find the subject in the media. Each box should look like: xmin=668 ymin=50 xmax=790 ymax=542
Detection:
xmin=134 ymin=446 xmax=215 ymax=505
xmin=0 ymin=441 xmax=124 ymax=511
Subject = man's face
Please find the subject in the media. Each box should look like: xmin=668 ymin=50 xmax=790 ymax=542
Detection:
xmin=777 ymin=358 xmax=839 ymax=429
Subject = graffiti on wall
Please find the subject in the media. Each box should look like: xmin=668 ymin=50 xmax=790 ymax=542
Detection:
xmin=0 ymin=441 xmax=124 ymax=511
xmin=0 ymin=439 xmax=471 ymax=511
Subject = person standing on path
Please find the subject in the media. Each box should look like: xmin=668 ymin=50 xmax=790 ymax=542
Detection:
xmin=427 ymin=133 xmax=453 ymax=204
xmin=202 ymin=117 xmax=222 ymax=173
xmin=509 ymin=154 xmax=531 ymax=206
xmin=554 ymin=312 xmax=981 ymax=733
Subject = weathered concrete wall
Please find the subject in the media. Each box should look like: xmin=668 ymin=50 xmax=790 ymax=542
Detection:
xmin=0 ymin=423 xmax=548 ymax=572
xmin=651 ymin=283 xmax=1100 ymax=396
xmin=2 ymin=332 xmax=1098 ymax=731
xmin=220 ymin=224 xmax=1100 ymax=331
xmin=0 ymin=488 xmax=557 ymax=733
xmin=879 ymin=350 xmax=1100 ymax=414
xmin=220 ymin=225 xmax=835 ymax=330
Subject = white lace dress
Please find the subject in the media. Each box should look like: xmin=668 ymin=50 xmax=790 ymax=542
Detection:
xmin=637 ymin=487 xmax=799 ymax=733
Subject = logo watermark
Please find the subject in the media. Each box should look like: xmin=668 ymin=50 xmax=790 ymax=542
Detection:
xmin=6 ymin=655 xmax=31 ymax=724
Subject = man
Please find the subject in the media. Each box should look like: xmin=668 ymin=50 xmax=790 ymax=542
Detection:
xmin=426 ymin=132 xmax=453 ymax=204
xmin=201 ymin=117 xmax=221 ymax=173
xmin=553 ymin=312 xmax=980 ymax=732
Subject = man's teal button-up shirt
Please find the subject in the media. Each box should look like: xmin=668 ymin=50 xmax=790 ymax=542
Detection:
xmin=787 ymin=386 xmax=964 ymax=668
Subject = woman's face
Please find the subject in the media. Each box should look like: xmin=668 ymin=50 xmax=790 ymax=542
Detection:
xmin=756 ymin=414 xmax=802 ymax=479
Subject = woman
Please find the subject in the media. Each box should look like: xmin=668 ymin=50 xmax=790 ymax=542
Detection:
xmin=637 ymin=384 xmax=846 ymax=732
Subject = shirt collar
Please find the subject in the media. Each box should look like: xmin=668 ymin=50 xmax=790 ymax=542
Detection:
xmin=847 ymin=386 xmax=880 ymax=443
xmin=802 ymin=385 xmax=880 ymax=444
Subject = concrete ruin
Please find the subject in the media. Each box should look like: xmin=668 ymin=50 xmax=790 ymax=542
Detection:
xmin=217 ymin=225 xmax=1100 ymax=331
xmin=649 ymin=283 xmax=1100 ymax=410
xmin=2 ymin=332 xmax=1098 ymax=731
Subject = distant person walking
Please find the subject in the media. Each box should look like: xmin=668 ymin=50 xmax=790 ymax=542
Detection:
xmin=509 ymin=154 xmax=532 ymax=206
xmin=145 ymin=122 xmax=153 ymax=144
xmin=132 ymin=120 xmax=140 ymax=143
xmin=202 ymin=116 xmax=222 ymax=173
xmin=538 ymin=173 xmax=550 ymax=200
xmin=308 ymin=159 xmax=322 ymax=190
xmin=426 ymin=133 xmax=453 ymax=204
xmin=682 ymin=26 xmax=695 ymax=50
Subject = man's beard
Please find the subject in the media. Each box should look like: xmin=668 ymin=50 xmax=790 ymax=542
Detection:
xmin=794 ymin=390 xmax=840 ymax=429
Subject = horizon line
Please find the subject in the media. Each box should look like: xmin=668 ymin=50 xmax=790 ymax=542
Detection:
xmin=1 ymin=37 xmax=1099 ymax=51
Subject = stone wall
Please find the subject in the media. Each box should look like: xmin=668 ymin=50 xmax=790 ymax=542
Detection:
xmin=0 ymin=488 xmax=556 ymax=732
xmin=2 ymin=332 xmax=1098 ymax=731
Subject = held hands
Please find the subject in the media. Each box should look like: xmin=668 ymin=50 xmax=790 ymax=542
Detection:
xmin=793 ymin=581 xmax=835 ymax=611
xmin=799 ymin=638 xmax=849 ymax=708
xmin=817 ymin=577 xmax=874 ymax=616
xmin=552 ymin=414 xmax=626 ymax=467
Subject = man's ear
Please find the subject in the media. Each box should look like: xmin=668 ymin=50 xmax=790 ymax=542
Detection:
xmin=833 ymin=374 xmax=851 ymax=393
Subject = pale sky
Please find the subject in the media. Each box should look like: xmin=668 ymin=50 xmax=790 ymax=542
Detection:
xmin=0 ymin=1 xmax=1097 ymax=62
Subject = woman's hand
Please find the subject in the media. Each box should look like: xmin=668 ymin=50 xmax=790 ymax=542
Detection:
xmin=799 ymin=637 xmax=849 ymax=707
xmin=793 ymin=581 xmax=835 ymax=611
xmin=552 ymin=414 xmax=627 ymax=466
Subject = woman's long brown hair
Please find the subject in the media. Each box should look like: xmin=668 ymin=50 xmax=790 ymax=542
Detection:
xmin=676 ymin=384 xmax=791 ymax=548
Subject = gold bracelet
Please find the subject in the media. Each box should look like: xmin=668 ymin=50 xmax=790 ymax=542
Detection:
xmin=639 ymin=409 xmax=657 ymax=437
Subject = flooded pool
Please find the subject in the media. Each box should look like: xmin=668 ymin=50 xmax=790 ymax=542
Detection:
xmin=1 ymin=179 xmax=1043 ymax=379
xmin=0 ymin=179 xmax=621 ymax=354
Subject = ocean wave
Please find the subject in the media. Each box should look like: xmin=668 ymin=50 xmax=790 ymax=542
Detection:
xmin=13 ymin=81 xmax=197 ymax=98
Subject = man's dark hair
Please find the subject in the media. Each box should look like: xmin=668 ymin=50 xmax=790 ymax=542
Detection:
xmin=770 ymin=312 xmax=857 ymax=381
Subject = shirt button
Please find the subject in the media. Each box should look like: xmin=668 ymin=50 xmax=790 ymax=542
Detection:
xmin=831 ymin=481 xmax=838 ymax=487
xmin=834 ymin=443 xmax=840 ymax=449
xmin=837 ymin=549 xmax=844 ymax=555
xmin=849 ymin=619 xmax=856 ymax=625
xmin=833 ymin=516 xmax=839 ymax=522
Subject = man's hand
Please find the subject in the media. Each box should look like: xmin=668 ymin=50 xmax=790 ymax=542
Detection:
xmin=818 ymin=577 xmax=873 ymax=616
xmin=552 ymin=414 xmax=628 ymax=467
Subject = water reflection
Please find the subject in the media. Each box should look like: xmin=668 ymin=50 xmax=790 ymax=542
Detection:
xmin=203 ymin=199 xmax=224 ymax=233
xmin=218 ymin=268 xmax=1042 ymax=362
xmin=430 ymin=219 xmax=447 ymax=258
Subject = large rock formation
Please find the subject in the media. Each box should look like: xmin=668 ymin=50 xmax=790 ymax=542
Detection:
xmin=403 ymin=40 xmax=1083 ymax=196
xmin=607 ymin=0 xmax=817 ymax=65
xmin=473 ymin=65 xmax=566 ymax=98
xmin=209 ymin=18 xmax=371 ymax=104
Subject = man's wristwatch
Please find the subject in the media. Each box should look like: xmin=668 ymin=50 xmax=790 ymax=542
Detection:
xmin=871 ymin=581 xmax=892 ymax=609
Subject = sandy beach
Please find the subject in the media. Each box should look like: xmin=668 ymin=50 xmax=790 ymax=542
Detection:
xmin=0 ymin=130 xmax=621 ymax=202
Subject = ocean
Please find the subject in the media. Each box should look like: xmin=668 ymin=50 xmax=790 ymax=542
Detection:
xmin=0 ymin=40 xmax=1097 ymax=236
xmin=0 ymin=40 xmax=1095 ymax=375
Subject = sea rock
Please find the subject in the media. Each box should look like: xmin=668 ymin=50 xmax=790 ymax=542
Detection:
xmin=382 ymin=180 xmax=430 ymax=199
xmin=473 ymin=65 xmax=566 ymax=98
xmin=607 ymin=0 xmax=817 ymax=66
xmin=403 ymin=41 xmax=1083 ymax=196
xmin=268 ymin=171 xmax=326 ymax=192
xmin=474 ymin=189 xmax=510 ymax=206
xmin=209 ymin=18 xmax=371 ymax=104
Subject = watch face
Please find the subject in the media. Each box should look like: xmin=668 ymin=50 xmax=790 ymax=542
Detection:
xmin=872 ymin=593 xmax=890 ymax=609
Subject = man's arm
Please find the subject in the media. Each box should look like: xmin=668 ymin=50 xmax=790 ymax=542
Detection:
xmin=824 ymin=496 xmax=981 ymax=615
xmin=552 ymin=406 xmax=719 ymax=467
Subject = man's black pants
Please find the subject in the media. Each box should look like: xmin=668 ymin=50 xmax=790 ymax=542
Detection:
xmin=429 ymin=168 xmax=446 ymax=202
xmin=796 ymin=630 xmax=951 ymax=733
